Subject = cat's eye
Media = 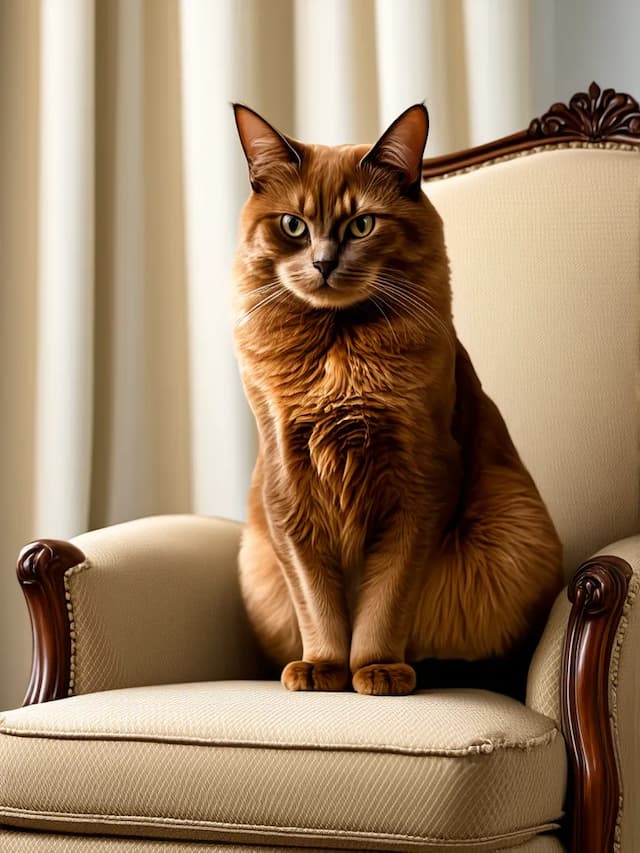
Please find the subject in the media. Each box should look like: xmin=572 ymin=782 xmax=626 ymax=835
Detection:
xmin=281 ymin=214 xmax=308 ymax=239
xmin=348 ymin=214 xmax=375 ymax=239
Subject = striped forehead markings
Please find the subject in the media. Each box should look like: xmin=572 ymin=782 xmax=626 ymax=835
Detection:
xmin=300 ymin=195 xmax=359 ymax=222
xmin=343 ymin=193 xmax=357 ymax=217
xmin=299 ymin=193 xmax=316 ymax=218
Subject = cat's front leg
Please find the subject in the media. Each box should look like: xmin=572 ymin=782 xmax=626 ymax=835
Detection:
xmin=272 ymin=530 xmax=351 ymax=692
xmin=350 ymin=520 xmax=426 ymax=696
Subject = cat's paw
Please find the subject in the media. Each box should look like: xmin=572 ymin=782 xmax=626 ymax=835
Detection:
xmin=352 ymin=663 xmax=416 ymax=696
xmin=281 ymin=660 xmax=349 ymax=692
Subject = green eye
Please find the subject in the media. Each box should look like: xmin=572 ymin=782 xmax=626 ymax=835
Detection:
xmin=348 ymin=214 xmax=375 ymax=238
xmin=281 ymin=214 xmax=307 ymax=238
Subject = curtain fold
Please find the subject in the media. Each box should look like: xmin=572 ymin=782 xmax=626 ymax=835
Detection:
xmin=91 ymin=0 xmax=146 ymax=528
xmin=35 ymin=0 xmax=95 ymax=538
xmin=463 ymin=0 xmax=533 ymax=144
xmin=375 ymin=0 xmax=451 ymax=154
xmin=294 ymin=0 xmax=379 ymax=144
xmin=0 ymin=0 xmax=41 ymax=715
xmin=2 ymin=0 xmax=597 ymax=709
xmin=180 ymin=0 xmax=256 ymax=521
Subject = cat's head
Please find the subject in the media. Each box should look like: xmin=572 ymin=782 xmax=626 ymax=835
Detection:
xmin=233 ymin=103 xmax=445 ymax=313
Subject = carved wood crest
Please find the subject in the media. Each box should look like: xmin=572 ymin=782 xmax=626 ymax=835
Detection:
xmin=529 ymin=81 xmax=640 ymax=142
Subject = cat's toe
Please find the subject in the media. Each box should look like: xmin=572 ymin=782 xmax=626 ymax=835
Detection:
xmin=352 ymin=663 xmax=416 ymax=696
xmin=281 ymin=660 xmax=349 ymax=691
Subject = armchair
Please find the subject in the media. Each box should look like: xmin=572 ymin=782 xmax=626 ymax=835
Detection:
xmin=1 ymin=83 xmax=639 ymax=852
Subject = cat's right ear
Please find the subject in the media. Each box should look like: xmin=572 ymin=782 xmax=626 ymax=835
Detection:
xmin=233 ymin=104 xmax=302 ymax=192
xmin=360 ymin=103 xmax=429 ymax=197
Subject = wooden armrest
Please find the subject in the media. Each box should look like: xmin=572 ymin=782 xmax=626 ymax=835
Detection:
xmin=528 ymin=544 xmax=638 ymax=853
xmin=17 ymin=538 xmax=86 ymax=705
xmin=560 ymin=555 xmax=632 ymax=853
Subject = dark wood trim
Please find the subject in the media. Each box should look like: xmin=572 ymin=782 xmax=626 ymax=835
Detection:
xmin=422 ymin=82 xmax=640 ymax=179
xmin=17 ymin=539 xmax=85 ymax=706
xmin=561 ymin=555 xmax=633 ymax=853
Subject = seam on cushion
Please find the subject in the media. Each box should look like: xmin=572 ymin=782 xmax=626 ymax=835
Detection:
xmin=0 ymin=725 xmax=559 ymax=757
xmin=609 ymin=572 xmax=640 ymax=853
xmin=63 ymin=560 xmax=91 ymax=697
xmin=422 ymin=142 xmax=640 ymax=182
xmin=0 ymin=808 xmax=562 ymax=845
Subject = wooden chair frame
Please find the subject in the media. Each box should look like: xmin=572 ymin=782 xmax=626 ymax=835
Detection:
xmin=14 ymin=83 xmax=639 ymax=853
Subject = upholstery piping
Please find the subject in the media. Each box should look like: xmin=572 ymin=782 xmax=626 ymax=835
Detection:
xmin=0 ymin=724 xmax=559 ymax=757
xmin=63 ymin=561 xmax=91 ymax=696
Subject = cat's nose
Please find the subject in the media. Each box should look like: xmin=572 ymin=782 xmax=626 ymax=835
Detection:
xmin=313 ymin=258 xmax=338 ymax=280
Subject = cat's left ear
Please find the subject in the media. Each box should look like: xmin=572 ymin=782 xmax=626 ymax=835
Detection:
xmin=233 ymin=104 xmax=302 ymax=192
xmin=360 ymin=104 xmax=429 ymax=195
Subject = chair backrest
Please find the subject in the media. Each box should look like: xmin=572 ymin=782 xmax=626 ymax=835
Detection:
xmin=422 ymin=84 xmax=640 ymax=577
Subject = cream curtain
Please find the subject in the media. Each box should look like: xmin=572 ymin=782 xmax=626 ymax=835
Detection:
xmin=0 ymin=0 xmax=536 ymax=710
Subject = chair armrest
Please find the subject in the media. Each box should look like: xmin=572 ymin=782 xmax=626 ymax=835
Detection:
xmin=17 ymin=515 xmax=263 ymax=705
xmin=526 ymin=537 xmax=639 ymax=853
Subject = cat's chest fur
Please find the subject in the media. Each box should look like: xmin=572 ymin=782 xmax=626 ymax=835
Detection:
xmin=289 ymin=341 xmax=398 ymax=491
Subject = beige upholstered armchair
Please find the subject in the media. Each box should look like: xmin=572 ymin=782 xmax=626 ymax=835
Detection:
xmin=1 ymin=83 xmax=639 ymax=852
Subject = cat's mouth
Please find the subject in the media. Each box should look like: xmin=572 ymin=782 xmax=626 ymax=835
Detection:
xmin=303 ymin=281 xmax=369 ymax=309
xmin=284 ymin=275 xmax=369 ymax=309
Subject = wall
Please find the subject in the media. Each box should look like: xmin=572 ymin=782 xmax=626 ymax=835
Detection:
xmin=531 ymin=0 xmax=640 ymax=117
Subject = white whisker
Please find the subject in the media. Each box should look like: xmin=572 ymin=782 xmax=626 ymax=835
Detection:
xmin=369 ymin=294 xmax=400 ymax=348
xmin=372 ymin=277 xmax=454 ymax=344
xmin=236 ymin=287 xmax=286 ymax=327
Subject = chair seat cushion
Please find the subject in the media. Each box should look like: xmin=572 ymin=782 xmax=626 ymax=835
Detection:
xmin=0 ymin=681 xmax=566 ymax=851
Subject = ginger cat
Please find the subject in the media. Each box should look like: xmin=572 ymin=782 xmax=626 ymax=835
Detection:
xmin=232 ymin=103 xmax=563 ymax=696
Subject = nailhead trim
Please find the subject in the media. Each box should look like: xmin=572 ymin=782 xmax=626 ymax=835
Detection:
xmin=63 ymin=561 xmax=90 ymax=696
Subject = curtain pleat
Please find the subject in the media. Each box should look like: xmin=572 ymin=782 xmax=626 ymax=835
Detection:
xmin=93 ymin=0 xmax=192 ymax=529
xmin=375 ymin=0 xmax=452 ymax=154
xmin=91 ymin=0 xmax=146 ymax=528
xmin=463 ymin=0 xmax=533 ymax=144
xmin=34 ymin=0 xmax=95 ymax=538
xmin=142 ymin=0 xmax=192 ymax=517
xmin=179 ymin=0 xmax=256 ymax=520
xmin=294 ymin=0 xmax=379 ymax=144
xmin=0 ymin=0 xmax=41 ymax=713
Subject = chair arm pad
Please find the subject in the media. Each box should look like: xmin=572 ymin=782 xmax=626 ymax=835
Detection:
xmin=19 ymin=515 xmax=263 ymax=703
xmin=69 ymin=515 xmax=264 ymax=694
xmin=526 ymin=588 xmax=571 ymax=724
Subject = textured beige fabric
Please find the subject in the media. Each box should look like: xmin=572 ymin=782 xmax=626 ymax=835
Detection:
xmin=0 ymin=682 xmax=566 ymax=851
xmin=0 ymin=830 xmax=566 ymax=852
xmin=425 ymin=147 xmax=640 ymax=576
xmin=66 ymin=515 xmax=263 ymax=694
xmin=526 ymin=590 xmax=571 ymax=724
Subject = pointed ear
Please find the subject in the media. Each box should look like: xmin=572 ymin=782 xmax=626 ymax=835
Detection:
xmin=360 ymin=104 xmax=429 ymax=194
xmin=233 ymin=104 xmax=302 ymax=191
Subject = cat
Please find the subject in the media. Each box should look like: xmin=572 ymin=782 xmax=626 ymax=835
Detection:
xmin=232 ymin=102 xmax=563 ymax=696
